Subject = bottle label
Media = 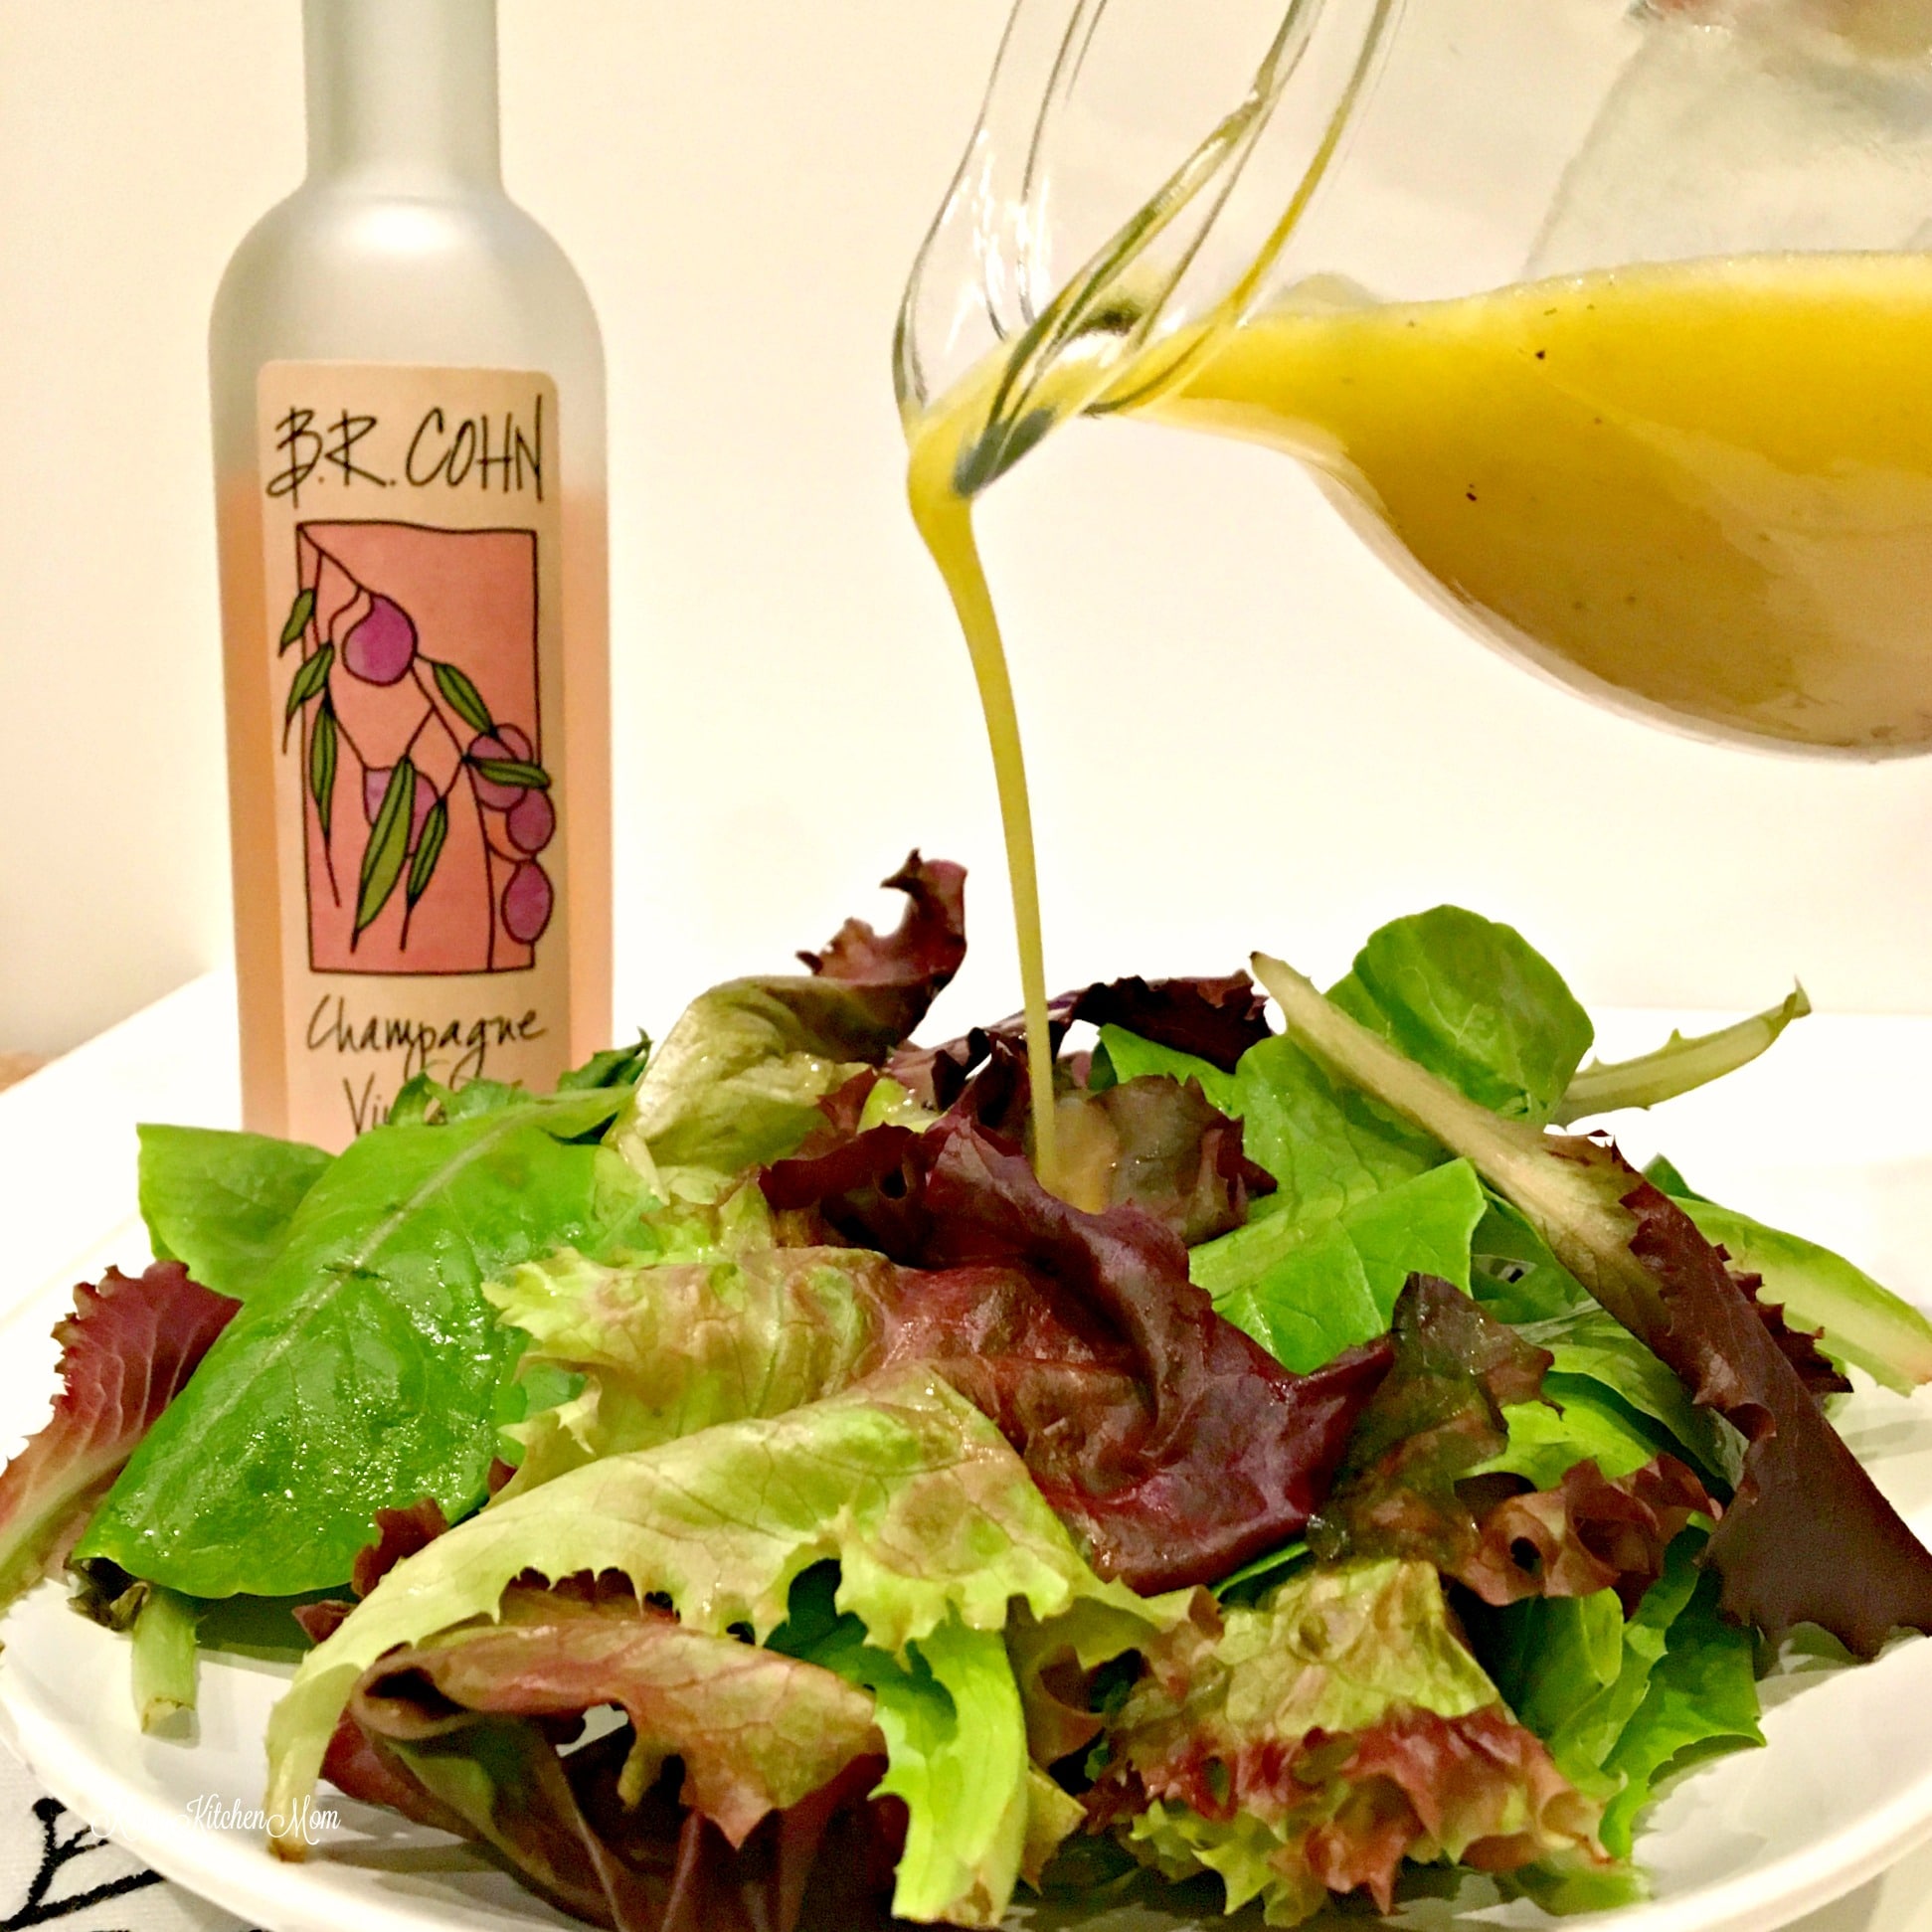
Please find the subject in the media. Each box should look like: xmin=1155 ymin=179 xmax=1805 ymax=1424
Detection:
xmin=256 ymin=362 xmax=572 ymax=1139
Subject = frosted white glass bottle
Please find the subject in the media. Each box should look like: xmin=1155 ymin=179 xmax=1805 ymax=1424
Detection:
xmin=210 ymin=0 xmax=611 ymax=1149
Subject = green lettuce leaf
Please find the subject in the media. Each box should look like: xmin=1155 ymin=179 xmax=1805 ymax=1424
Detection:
xmin=608 ymin=979 xmax=875 ymax=1198
xmin=771 ymin=1565 xmax=1057 ymax=1922
xmin=1328 ymin=906 xmax=1594 ymax=1126
xmin=264 ymin=1369 xmax=1183 ymax=1923
xmin=1094 ymin=1558 xmax=1605 ymax=1923
xmin=1475 ymin=1531 xmax=1762 ymax=1856
xmin=1598 ymin=1565 xmax=1763 ymax=1856
xmin=556 ymin=1031 xmax=652 ymax=1092
xmin=1193 ymin=1160 xmax=1486 ymax=1373
xmin=136 ymin=1126 xmax=332 ymax=1299
xmin=1515 ymin=1308 xmax=1744 ymax=1492
xmin=1675 ymin=1197 xmax=1932 ymax=1395
xmin=1469 ymin=1194 xmax=1590 ymax=1322
xmin=1552 ymin=988 xmax=1810 ymax=1126
xmin=77 ymin=1088 xmax=643 ymax=1599
xmin=1481 ymin=1386 xmax=1664 ymax=1492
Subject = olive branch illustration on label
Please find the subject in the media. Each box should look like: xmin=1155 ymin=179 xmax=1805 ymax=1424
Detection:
xmin=279 ymin=570 xmax=556 ymax=958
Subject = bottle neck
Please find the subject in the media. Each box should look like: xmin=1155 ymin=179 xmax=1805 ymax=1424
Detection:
xmin=303 ymin=0 xmax=502 ymax=190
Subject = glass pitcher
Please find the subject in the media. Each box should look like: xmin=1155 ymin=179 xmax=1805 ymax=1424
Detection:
xmin=897 ymin=0 xmax=1932 ymax=756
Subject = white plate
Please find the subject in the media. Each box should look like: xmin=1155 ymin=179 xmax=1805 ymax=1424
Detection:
xmin=7 ymin=983 xmax=1932 ymax=1932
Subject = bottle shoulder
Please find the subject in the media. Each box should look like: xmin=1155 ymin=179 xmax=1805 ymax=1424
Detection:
xmin=211 ymin=180 xmax=603 ymax=390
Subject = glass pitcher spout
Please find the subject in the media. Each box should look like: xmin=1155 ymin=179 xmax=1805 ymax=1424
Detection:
xmin=894 ymin=0 xmax=1404 ymax=497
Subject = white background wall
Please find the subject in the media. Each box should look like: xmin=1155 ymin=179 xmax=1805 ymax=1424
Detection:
xmin=6 ymin=0 xmax=1932 ymax=1062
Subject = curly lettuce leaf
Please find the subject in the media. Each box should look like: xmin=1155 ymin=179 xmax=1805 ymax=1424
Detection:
xmin=1194 ymin=1159 xmax=1486 ymax=1373
xmin=1253 ymin=951 xmax=1932 ymax=1656
xmin=1552 ymin=987 xmax=1810 ymax=1126
xmin=486 ymin=1205 xmax=888 ymax=1494
xmin=894 ymin=971 xmax=1271 ymax=1113
xmin=327 ymin=1585 xmax=889 ymax=1932
xmin=612 ymin=854 xmax=965 ymax=1198
xmin=264 ymin=1368 xmax=1182 ymax=1910
xmin=355 ymin=1592 xmax=880 ymax=1844
xmin=76 ymin=1089 xmax=645 ymax=1599
xmin=762 ymin=1113 xmax=1391 ymax=1592
xmin=1328 ymin=906 xmax=1594 ymax=1126
xmin=1091 ymin=1558 xmax=1605 ymax=1923
xmin=0 ymin=1264 xmax=238 ymax=1617
xmin=769 ymin=1566 xmax=1052 ymax=1924
xmin=136 ymin=1127 xmax=332 ymax=1300
xmin=825 ymin=1618 xmax=1037 ymax=1922
xmin=495 ymin=1135 xmax=1366 ymax=1601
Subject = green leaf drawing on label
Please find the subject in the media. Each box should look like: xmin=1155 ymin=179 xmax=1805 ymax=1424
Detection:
xmin=356 ymin=755 xmax=415 ymax=938
xmin=408 ymin=795 xmax=447 ymax=908
xmin=307 ymin=702 xmax=337 ymax=842
xmin=432 ymin=659 xmax=494 ymax=736
xmin=470 ymin=757 xmax=550 ymax=790
xmin=283 ymin=643 xmax=334 ymax=726
xmin=279 ymin=586 xmax=315 ymax=652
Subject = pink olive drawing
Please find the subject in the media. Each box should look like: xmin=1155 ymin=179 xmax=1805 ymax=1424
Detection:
xmin=502 ymin=861 xmax=554 ymax=945
xmin=467 ymin=731 xmax=529 ymax=810
xmin=506 ymin=788 xmax=555 ymax=855
xmin=342 ymin=595 xmax=418 ymax=686
xmin=497 ymin=724 xmax=534 ymax=761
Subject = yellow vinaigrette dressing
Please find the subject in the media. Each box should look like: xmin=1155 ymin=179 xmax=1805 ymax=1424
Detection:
xmin=908 ymin=252 xmax=1932 ymax=1176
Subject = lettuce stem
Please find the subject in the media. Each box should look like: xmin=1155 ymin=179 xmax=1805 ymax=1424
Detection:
xmin=1550 ymin=987 xmax=1809 ymax=1126
xmin=130 ymin=1584 xmax=198 ymax=1731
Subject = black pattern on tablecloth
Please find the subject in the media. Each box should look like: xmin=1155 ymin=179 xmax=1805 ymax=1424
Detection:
xmin=0 ymin=1753 xmax=247 ymax=1932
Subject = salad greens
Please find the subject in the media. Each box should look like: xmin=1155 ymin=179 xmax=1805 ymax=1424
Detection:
xmin=136 ymin=1126 xmax=332 ymax=1299
xmin=1479 ymin=1529 xmax=1763 ymax=1858
xmin=80 ymin=859 xmax=970 ymax=1601
xmin=1193 ymin=1158 xmax=1487 ymax=1373
xmin=1674 ymin=1194 xmax=1932 ymax=1394
xmin=483 ymin=1196 xmax=888 ymax=1493
xmin=1251 ymin=946 xmax=1932 ymax=1657
xmin=9 ymin=863 xmax=1932 ymax=1932
xmin=612 ymin=850 xmax=965 ymax=1199
xmin=1091 ymin=1557 xmax=1602 ymax=1922
xmin=78 ymin=1089 xmax=650 ymax=1596
xmin=0 ymin=1263 xmax=236 ymax=1610
xmin=266 ymin=1368 xmax=1183 ymax=1923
